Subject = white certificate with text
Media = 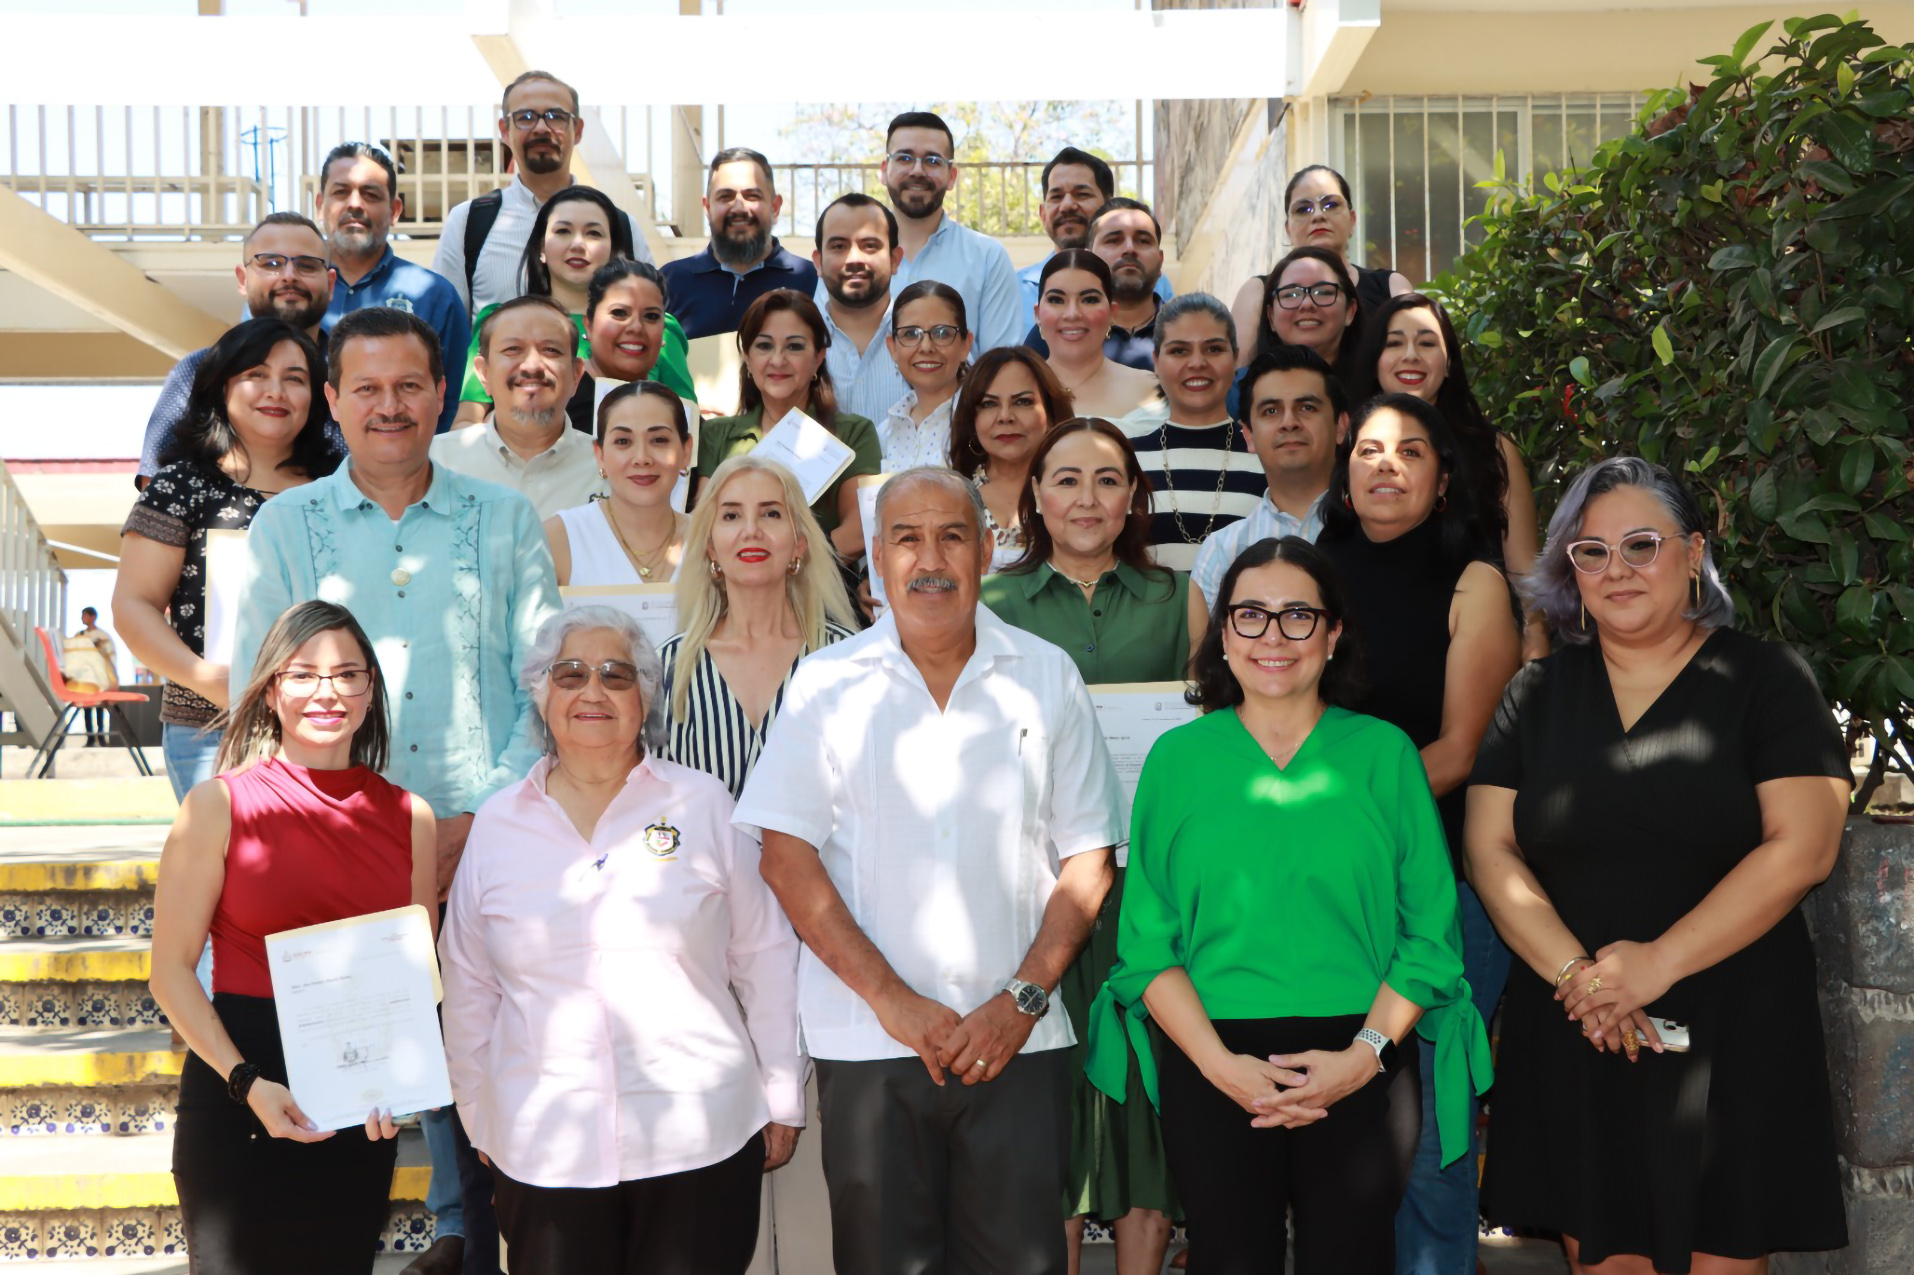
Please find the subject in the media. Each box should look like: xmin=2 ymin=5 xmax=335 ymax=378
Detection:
xmin=265 ymin=905 xmax=450 ymax=1132
xmin=751 ymin=408 xmax=856 ymax=506
xmin=202 ymin=528 xmax=249 ymax=664
xmin=1089 ymin=682 xmax=1198 ymax=865
xmin=562 ymin=583 xmax=680 ymax=652
xmin=858 ymin=473 xmax=895 ymax=610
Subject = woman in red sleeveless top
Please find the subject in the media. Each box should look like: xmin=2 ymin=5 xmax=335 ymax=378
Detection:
xmin=150 ymin=600 xmax=437 ymax=1274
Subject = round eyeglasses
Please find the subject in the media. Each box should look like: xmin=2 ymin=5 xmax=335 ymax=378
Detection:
xmin=892 ymin=324 xmax=965 ymax=349
xmin=1226 ymin=604 xmax=1333 ymax=641
xmin=276 ymin=669 xmax=373 ymax=698
xmin=1565 ymin=532 xmax=1670 ymax=574
xmin=547 ymin=659 xmax=639 ymax=692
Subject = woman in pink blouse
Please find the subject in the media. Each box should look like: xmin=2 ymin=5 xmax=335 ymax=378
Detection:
xmin=439 ymin=606 xmax=805 ymax=1274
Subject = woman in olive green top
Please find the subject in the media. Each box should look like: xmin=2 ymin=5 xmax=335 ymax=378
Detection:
xmin=1085 ymin=536 xmax=1489 ymax=1275
xmin=980 ymin=417 xmax=1195 ymax=1275
xmin=694 ymin=288 xmax=880 ymax=561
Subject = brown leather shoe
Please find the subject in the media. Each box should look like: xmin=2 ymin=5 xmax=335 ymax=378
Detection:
xmin=402 ymin=1236 xmax=464 ymax=1275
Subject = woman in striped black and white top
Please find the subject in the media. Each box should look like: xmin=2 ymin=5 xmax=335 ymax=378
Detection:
xmin=1118 ymin=293 xmax=1268 ymax=573
xmin=659 ymin=453 xmax=861 ymax=799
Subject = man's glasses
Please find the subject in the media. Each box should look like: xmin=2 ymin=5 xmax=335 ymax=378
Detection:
xmin=1226 ymin=605 xmax=1333 ymax=641
xmin=892 ymin=324 xmax=965 ymax=348
xmin=277 ymin=669 xmax=373 ymax=698
xmin=1566 ymin=532 xmax=1670 ymax=574
xmin=1274 ymin=282 xmax=1345 ymax=309
xmin=547 ymin=659 xmax=640 ymax=691
xmin=248 ymin=253 xmax=329 ymax=278
xmin=886 ymin=152 xmax=950 ymax=171
xmin=1289 ymin=195 xmax=1345 ymax=218
xmin=508 ymin=108 xmax=577 ymax=131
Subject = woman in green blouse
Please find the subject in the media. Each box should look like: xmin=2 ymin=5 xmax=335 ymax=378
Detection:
xmin=1086 ymin=535 xmax=1490 ymax=1274
xmin=980 ymin=416 xmax=1196 ymax=1275
xmin=693 ymin=288 xmax=881 ymax=563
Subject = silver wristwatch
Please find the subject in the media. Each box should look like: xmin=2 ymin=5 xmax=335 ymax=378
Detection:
xmin=1004 ymin=977 xmax=1050 ymax=1019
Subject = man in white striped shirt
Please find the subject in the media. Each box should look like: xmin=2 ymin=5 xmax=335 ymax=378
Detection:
xmin=1190 ymin=344 xmax=1347 ymax=612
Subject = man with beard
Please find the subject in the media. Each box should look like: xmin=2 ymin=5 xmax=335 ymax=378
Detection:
xmin=136 ymin=212 xmax=338 ymax=486
xmin=429 ymin=297 xmax=600 ymax=518
xmin=431 ymin=70 xmax=653 ymax=318
xmin=1021 ymin=198 xmax=1167 ymax=372
xmin=659 ymin=147 xmax=816 ymax=342
xmin=317 ymin=143 xmax=468 ymax=432
xmin=880 ymin=111 xmax=1023 ymax=355
xmin=812 ymin=193 xmax=908 ymax=422
xmin=233 ymin=305 xmax=558 ymax=1275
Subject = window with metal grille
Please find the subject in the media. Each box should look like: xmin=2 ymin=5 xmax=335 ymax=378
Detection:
xmin=1331 ymin=93 xmax=1647 ymax=284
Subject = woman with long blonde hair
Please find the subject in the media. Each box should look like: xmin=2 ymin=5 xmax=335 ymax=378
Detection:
xmin=150 ymin=600 xmax=436 ymax=1274
xmin=659 ymin=454 xmax=860 ymax=799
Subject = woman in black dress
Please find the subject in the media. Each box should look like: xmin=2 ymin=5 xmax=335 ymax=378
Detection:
xmin=1317 ymin=393 xmax=1520 ymax=1273
xmin=1466 ymin=456 xmax=1850 ymax=1274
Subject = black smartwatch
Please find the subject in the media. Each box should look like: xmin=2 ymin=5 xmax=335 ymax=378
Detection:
xmin=227 ymin=1061 xmax=262 ymax=1106
xmin=1354 ymin=1028 xmax=1396 ymax=1072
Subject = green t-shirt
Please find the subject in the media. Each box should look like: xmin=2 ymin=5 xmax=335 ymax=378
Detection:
xmin=696 ymin=405 xmax=882 ymax=534
xmin=1084 ymin=704 xmax=1492 ymax=1167
xmin=980 ymin=561 xmax=1190 ymax=685
xmin=459 ymin=305 xmax=697 ymax=406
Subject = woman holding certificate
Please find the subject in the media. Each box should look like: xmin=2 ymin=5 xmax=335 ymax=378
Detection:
xmin=694 ymin=288 xmax=882 ymax=561
xmin=978 ymin=415 xmax=1195 ymax=1275
xmin=150 ymin=600 xmax=436 ymax=1274
xmin=660 ymin=454 xmax=859 ymax=799
xmin=1085 ymin=536 xmax=1490 ymax=1275
xmin=440 ymin=606 xmax=805 ymax=1273
xmin=546 ymin=381 xmax=693 ymax=586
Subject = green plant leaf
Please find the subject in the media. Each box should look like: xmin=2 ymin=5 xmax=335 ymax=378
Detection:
xmin=1652 ymin=324 xmax=1675 ymax=365
xmin=1749 ymin=468 xmax=1781 ymax=521
xmin=1569 ymin=356 xmax=1593 ymax=388
xmin=1753 ymin=337 xmax=1802 ymax=398
xmin=1838 ymin=443 xmax=1877 ymax=494
xmin=1831 ymin=529 xmax=1862 ymax=585
xmin=1836 ymin=585 xmax=1876 ymax=640
xmin=1731 ymin=19 xmax=1776 ymax=65
xmin=1797 ymin=161 xmax=1859 ymax=195
xmin=1811 ymin=306 xmax=1868 ymax=334
xmin=1816 ymin=113 xmax=1876 ymax=173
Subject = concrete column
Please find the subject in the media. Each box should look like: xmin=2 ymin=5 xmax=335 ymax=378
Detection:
xmin=1792 ymin=818 xmax=1914 ymax=1273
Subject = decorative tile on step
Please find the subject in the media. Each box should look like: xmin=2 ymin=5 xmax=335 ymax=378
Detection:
xmin=0 ymin=897 xmax=33 ymax=940
xmin=158 ymin=1210 xmax=186 ymax=1256
xmin=2 ymin=1091 xmax=57 ymax=1136
xmin=31 ymin=900 xmax=79 ymax=939
xmin=71 ymin=984 xmax=119 ymax=1029
xmin=62 ymin=1091 xmax=115 ymax=1135
xmin=37 ymin=1211 xmax=101 ymax=1260
xmin=17 ymin=986 xmax=70 ymax=1030
xmin=379 ymin=1205 xmax=435 ymax=1254
xmin=117 ymin=1090 xmax=173 ymax=1135
xmin=124 ymin=899 xmax=156 ymax=939
xmin=123 ymin=989 xmax=167 ymax=1029
xmin=102 ymin=1210 xmax=160 ymax=1257
xmin=77 ymin=897 xmax=127 ymax=938
xmin=0 ymin=1214 xmax=41 ymax=1261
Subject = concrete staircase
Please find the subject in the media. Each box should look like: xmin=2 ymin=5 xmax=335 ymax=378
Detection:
xmin=0 ymin=798 xmax=437 ymax=1267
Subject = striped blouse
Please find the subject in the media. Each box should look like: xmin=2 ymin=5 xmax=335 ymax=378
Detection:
xmin=1117 ymin=401 xmax=1268 ymax=573
xmin=657 ymin=621 xmax=858 ymax=800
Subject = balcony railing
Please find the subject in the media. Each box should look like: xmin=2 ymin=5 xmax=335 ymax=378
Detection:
xmin=1 ymin=104 xmax=1150 ymax=246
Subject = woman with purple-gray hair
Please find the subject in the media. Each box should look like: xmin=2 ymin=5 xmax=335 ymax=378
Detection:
xmin=1465 ymin=456 xmax=1850 ymax=1273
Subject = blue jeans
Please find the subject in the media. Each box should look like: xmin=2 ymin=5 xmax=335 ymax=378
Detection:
xmin=163 ymin=724 xmax=223 ymax=996
xmin=424 ymin=1107 xmax=465 ymax=1240
xmin=1395 ymin=880 xmax=1511 ymax=1275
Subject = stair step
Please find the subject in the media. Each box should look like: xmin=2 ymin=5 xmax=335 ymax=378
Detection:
xmin=0 ymin=1029 xmax=179 ymax=1086
xmin=0 ymin=863 xmax=158 ymax=894
xmin=0 ymin=1258 xmax=423 ymax=1274
xmin=0 ymin=938 xmax=151 ymax=983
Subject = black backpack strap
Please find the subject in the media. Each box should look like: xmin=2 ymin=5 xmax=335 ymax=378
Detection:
xmin=463 ymin=189 xmax=505 ymax=301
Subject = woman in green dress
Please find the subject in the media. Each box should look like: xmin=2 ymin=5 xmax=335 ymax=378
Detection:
xmin=1085 ymin=535 xmax=1491 ymax=1275
xmin=981 ymin=416 xmax=1201 ymax=1275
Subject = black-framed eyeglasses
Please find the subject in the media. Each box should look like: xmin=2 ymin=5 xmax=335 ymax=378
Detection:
xmin=1566 ymin=532 xmax=1670 ymax=574
xmin=1274 ymin=282 xmax=1344 ymax=309
xmin=276 ymin=669 xmax=373 ymax=698
xmin=1227 ymin=604 xmax=1333 ymax=641
xmin=1288 ymin=195 xmax=1345 ymax=218
xmin=892 ymin=324 xmax=965 ymax=348
xmin=247 ymin=252 xmax=329 ymax=277
xmin=547 ymin=659 xmax=639 ymax=691
xmin=886 ymin=151 xmax=949 ymax=171
xmin=508 ymin=107 xmax=577 ymax=131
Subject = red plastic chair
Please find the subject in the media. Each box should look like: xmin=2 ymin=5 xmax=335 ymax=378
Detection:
xmin=27 ymin=627 xmax=154 ymax=779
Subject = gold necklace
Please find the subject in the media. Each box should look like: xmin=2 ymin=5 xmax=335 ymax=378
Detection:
xmin=1158 ymin=415 xmax=1237 ymax=544
xmin=1058 ymin=359 xmax=1107 ymax=397
xmin=1052 ymin=559 xmax=1116 ymax=592
xmin=601 ymin=501 xmax=680 ymax=580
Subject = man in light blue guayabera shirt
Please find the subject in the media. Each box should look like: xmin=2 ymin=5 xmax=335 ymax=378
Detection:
xmin=231 ymin=305 xmax=557 ymax=1275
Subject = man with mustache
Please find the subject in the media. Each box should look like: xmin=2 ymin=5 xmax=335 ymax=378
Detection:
xmin=740 ymin=467 xmax=1123 ymax=1275
xmin=659 ymin=147 xmax=817 ymax=342
xmin=1022 ymin=198 xmax=1168 ymax=372
xmin=1018 ymin=148 xmax=1175 ymax=314
xmin=812 ymin=192 xmax=909 ymax=422
xmin=430 ymin=70 xmax=653 ymax=319
xmin=429 ymin=296 xmax=601 ymax=519
xmin=136 ymin=212 xmax=339 ymax=486
xmin=317 ymin=143 xmax=468 ymax=433
xmin=232 ymin=305 xmax=558 ymax=1275
xmin=879 ymin=111 xmax=1024 ymax=354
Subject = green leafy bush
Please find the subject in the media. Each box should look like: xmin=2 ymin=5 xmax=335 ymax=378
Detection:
xmin=1435 ymin=14 xmax=1914 ymax=804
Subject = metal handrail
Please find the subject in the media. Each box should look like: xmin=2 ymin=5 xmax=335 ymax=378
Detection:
xmin=0 ymin=460 xmax=69 ymax=735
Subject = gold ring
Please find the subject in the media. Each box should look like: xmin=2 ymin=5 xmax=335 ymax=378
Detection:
xmin=1585 ymin=977 xmax=1604 ymax=995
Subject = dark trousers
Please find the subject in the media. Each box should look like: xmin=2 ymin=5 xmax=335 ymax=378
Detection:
xmin=1158 ymin=1015 xmax=1420 ymax=1275
xmin=83 ymin=705 xmax=108 ymax=743
xmin=172 ymin=994 xmax=397 ymax=1274
xmin=489 ymin=1133 xmax=765 ymax=1275
xmin=816 ymin=1046 xmax=1072 ymax=1275
xmin=453 ymin=1107 xmax=501 ymax=1275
